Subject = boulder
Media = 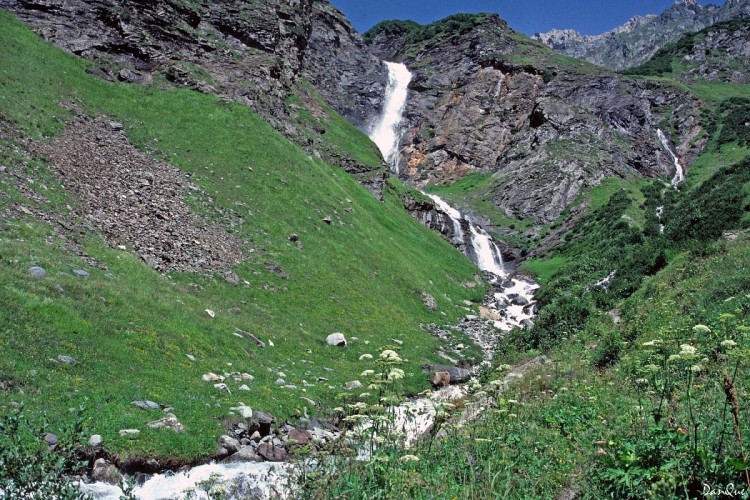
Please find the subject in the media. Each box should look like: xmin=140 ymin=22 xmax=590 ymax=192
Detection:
xmin=326 ymin=333 xmax=347 ymax=347
xmin=92 ymin=458 xmax=122 ymax=485
xmin=131 ymin=400 xmax=160 ymax=410
xmin=88 ymin=434 xmax=102 ymax=448
xmin=344 ymin=380 xmax=363 ymax=390
xmin=28 ymin=266 xmax=46 ymax=278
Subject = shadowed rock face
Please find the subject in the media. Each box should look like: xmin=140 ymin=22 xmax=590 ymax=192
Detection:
xmin=303 ymin=1 xmax=388 ymax=132
xmin=366 ymin=14 xmax=706 ymax=225
xmin=533 ymin=0 xmax=750 ymax=70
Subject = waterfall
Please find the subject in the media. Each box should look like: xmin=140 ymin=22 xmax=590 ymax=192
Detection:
xmin=657 ymin=129 xmax=685 ymax=187
xmin=426 ymin=194 xmax=505 ymax=278
xmin=426 ymin=193 xmax=464 ymax=243
xmin=369 ymin=62 xmax=413 ymax=173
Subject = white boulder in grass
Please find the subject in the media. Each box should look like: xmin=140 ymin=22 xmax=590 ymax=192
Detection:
xmin=326 ymin=333 xmax=347 ymax=347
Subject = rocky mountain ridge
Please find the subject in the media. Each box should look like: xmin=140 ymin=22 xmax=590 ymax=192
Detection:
xmin=533 ymin=0 xmax=750 ymax=70
xmin=363 ymin=14 xmax=705 ymax=231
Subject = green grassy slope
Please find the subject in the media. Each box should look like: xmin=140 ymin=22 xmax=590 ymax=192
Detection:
xmin=0 ymin=10 xmax=485 ymax=461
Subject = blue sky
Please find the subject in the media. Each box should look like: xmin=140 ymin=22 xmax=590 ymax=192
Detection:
xmin=329 ymin=0 xmax=716 ymax=36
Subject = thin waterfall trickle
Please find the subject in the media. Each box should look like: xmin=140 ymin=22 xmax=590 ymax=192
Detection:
xmin=657 ymin=129 xmax=685 ymax=187
xmin=369 ymin=62 xmax=412 ymax=173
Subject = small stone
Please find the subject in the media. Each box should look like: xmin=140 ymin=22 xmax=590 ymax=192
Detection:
xmin=229 ymin=404 xmax=253 ymax=419
xmin=132 ymin=400 xmax=160 ymax=410
xmin=224 ymin=272 xmax=240 ymax=285
xmin=147 ymin=413 xmax=185 ymax=433
xmin=205 ymin=309 xmax=216 ymax=318
xmin=28 ymin=266 xmax=46 ymax=278
xmin=88 ymin=434 xmax=103 ymax=448
xmin=239 ymin=384 xmax=250 ymax=391
xmin=202 ymin=372 xmax=224 ymax=382
xmin=73 ymin=269 xmax=89 ymax=278
xmin=344 ymin=380 xmax=363 ymax=390
xmin=44 ymin=433 xmax=59 ymax=450
xmin=288 ymin=234 xmax=299 ymax=242
xmin=250 ymin=431 xmax=262 ymax=441
xmin=109 ymin=121 xmax=123 ymax=131
xmin=117 ymin=245 xmax=127 ymax=251
xmin=326 ymin=333 xmax=347 ymax=347
xmin=322 ymin=216 xmax=332 ymax=225
xmin=57 ymin=355 xmax=77 ymax=364
xmin=228 ymin=307 xmax=241 ymax=315
xmin=240 ymin=373 xmax=255 ymax=381
xmin=186 ymin=354 xmax=196 ymax=361
xmin=92 ymin=458 xmax=122 ymax=485
xmin=268 ymin=340 xmax=274 ymax=347
xmin=214 ymin=383 xmax=230 ymax=392
xmin=119 ymin=429 xmax=140 ymax=437
xmin=421 ymin=292 xmax=437 ymax=311
xmin=275 ymin=378 xmax=286 ymax=385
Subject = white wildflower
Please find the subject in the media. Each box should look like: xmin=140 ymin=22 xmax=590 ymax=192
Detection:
xmin=380 ymin=349 xmax=402 ymax=362
xmin=721 ymin=339 xmax=737 ymax=348
xmin=399 ymin=455 xmax=420 ymax=462
xmin=692 ymin=325 xmax=711 ymax=335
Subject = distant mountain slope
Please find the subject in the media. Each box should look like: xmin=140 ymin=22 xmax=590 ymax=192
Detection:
xmin=624 ymin=17 xmax=750 ymax=83
xmin=533 ymin=0 xmax=750 ymax=70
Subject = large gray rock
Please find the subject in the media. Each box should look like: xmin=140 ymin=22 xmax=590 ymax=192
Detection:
xmin=28 ymin=266 xmax=46 ymax=278
xmin=218 ymin=435 xmax=241 ymax=454
xmin=92 ymin=458 xmax=122 ymax=486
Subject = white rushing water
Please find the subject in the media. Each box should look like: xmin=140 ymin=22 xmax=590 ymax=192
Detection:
xmin=369 ymin=62 xmax=413 ymax=173
xmin=657 ymin=129 xmax=685 ymax=187
xmin=79 ymin=462 xmax=296 ymax=500
xmin=426 ymin=194 xmax=505 ymax=277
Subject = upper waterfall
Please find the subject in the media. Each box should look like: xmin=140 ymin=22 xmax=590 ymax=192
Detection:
xmin=370 ymin=62 xmax=412 ymax=173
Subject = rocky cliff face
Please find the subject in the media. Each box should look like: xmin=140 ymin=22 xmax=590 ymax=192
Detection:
xmin=533 ymin=0 xmax=750 ymax=70
xmin=303 ymin=1 xmax=388 ymax=132
xmin=366 ymin=14 xmax=705 ymax=226
xmin=0 ymin=0 xmax=390 ymax=195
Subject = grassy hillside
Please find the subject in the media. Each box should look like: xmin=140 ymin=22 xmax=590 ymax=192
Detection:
xmin=0 ymin=9 xmax=485 ymax=463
